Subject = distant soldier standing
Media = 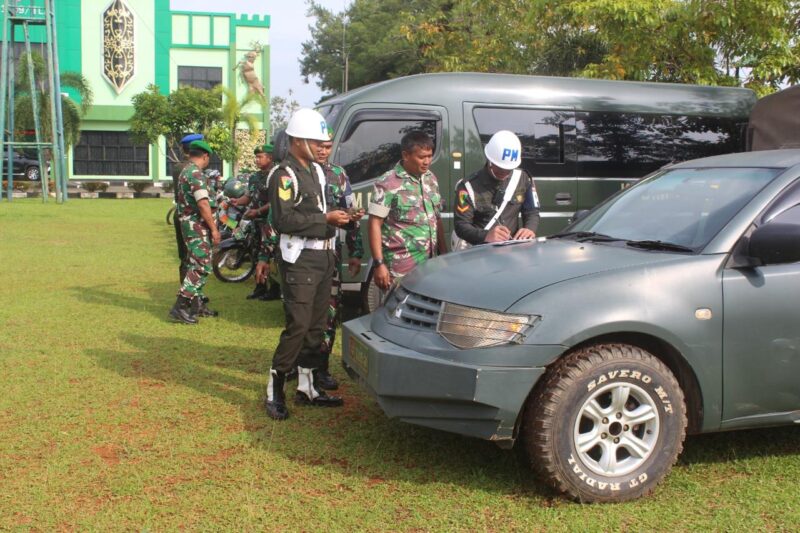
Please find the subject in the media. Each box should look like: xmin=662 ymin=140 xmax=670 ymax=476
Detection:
xmin=368 ymin=130 xmax=446 ymax=291
xmin=172 ymin=133 xmax=204 ymax=284
xmin=313 ymin=128 xmax=365 ymax=390
xmin=169 ymin=140 xmax=221 ymax=324
xmin=264 ymin=108 xmax=354 ymax=420
xmin=244 ymin=143 xmax=281 ymax=301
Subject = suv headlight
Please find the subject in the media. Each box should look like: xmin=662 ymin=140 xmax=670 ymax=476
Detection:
xmin=437 ymin=302 xmax=539 ymax=349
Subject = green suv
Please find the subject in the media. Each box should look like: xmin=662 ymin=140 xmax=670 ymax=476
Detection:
xmin=342 ymin=149 xmax=800 ymax=502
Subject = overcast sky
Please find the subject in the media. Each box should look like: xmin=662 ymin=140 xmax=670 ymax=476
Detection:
xmin=170 ymin=0 xmax=347 ymax=107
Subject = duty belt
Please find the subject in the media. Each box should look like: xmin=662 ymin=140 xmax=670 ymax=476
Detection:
xmin=286 ymin=236 xmax=336 ymax=251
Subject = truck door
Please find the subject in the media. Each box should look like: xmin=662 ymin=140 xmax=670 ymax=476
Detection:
xmin=330 ymin=104 xmax=449 ymax=286
xmin=463 ymin=103 xmax=578 ymax=235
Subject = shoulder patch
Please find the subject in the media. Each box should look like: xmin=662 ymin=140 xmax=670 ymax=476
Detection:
xmin=456 ymin=189 xmax=470 ymax=213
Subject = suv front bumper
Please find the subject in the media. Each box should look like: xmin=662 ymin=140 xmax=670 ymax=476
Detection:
xmin=342 ymin=314 xmax=562 ymax=444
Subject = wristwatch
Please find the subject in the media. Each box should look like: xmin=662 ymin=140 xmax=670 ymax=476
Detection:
xmin=374 ymin=258 xmax=385 ymax=267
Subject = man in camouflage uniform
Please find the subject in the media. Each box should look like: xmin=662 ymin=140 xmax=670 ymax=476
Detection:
xmin=172 ymin=133 xmax=203 ymax=284
xmin=244 ymin=144 xmax=281 ymax=301
xmin=169 ymin=140 xmax=221 ymax=324
xmin=312 ymin=130 xmax=365 ymax=390
xmin=368 ymin=130 xmax=446 ymax=291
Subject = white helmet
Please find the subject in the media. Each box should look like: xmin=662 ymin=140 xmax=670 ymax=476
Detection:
xmin=484 ymin=130 xmax=522 ymax=170
xmin=285 ymin=108 xmax=330 ymax=141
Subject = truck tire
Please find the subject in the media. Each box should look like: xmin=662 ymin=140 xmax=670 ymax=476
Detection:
xmin=522 ymin=343 xmax=687 ymax=503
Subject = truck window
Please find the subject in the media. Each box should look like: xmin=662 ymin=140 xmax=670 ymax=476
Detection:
xmin=473 ymin=108 xmax=571 ymax=166
xmin=335 ymin=118 xmax=438 ymax=185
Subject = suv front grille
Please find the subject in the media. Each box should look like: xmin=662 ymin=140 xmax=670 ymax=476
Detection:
xmin=384 ymin=286 xmax=442 ymax=329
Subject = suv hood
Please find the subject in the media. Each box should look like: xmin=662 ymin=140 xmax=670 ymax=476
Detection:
xmin=401 ymin=239 xmax=684 ymax=311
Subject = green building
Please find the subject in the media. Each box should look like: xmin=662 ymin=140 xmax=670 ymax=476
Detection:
xmin=1 ymin=0 xmax=270 ymax=182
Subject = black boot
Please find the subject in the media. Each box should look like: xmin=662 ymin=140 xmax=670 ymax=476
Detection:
xmin=285 ymin=367 xmax=298 ymax=381
xmin=314 ymin=368 xmax=339 ymax=391
xmin=266 ymin=369 xmax=289 ymax=420
xmin=294 ymin=367 xmax=343 ymax=407
xmin=193 ymin=296 xmax=219 ymax=317
xmin=259 ymin=282 xmax=282 ymax=301
xmin=247 ymin=283 xmax=268 ymax=300
xmin=169 ymin=294 xmax=198 ymax=324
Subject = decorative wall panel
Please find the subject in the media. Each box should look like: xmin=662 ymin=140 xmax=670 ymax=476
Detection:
xmin=102 ymin=0 xmax=135 ymax=94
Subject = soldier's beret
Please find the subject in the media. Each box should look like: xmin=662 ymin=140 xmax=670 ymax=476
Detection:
xmin=180 ymin=133 xmax=203 ymax=145
xmin=254 ymin=143 xmax=274 ymax=155
xmin=189 ymin=140 xmax=213 ymax=154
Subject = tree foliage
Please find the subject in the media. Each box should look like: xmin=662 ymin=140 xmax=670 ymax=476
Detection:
xmin=270 ymin=91 xmax=300 ymax=131
xmin=301 ymin=0 xmax=800 ymax=97
xmin=129 ymin=85 xmax=223 ymax=163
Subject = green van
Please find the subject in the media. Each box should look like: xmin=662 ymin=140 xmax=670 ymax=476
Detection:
xmin=317 ymin=72 xmax=755 ymax=300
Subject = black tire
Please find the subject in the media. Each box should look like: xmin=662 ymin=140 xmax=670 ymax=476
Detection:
xmin=522 ymin=343 xmax=687 ymax=503
xmin=25 ymin=166 xmax=40 ymax=181
xmin=361 ymin=269 xmax=384 ymax=314
xmin=212 ymin=246 xmax=255 ymax=283
xmin=166 ymin=206 xmax=176 ymax=225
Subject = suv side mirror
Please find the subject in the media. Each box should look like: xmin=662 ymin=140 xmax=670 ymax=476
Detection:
xmin=748 ymin=223 xmax=800 ymax=265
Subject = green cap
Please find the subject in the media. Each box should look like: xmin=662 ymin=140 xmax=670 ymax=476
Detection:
xmin=254 ymin=143 xmax=274 ymax=155
xmin=189 ymin=140 xmax=213 ymax=154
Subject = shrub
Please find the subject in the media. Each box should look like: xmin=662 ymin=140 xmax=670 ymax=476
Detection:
xmin=128 ymin=181 xmax=150 ymax=194
xmin=14 ymin=181 xmax=31 ymax=192
xmin=82 ymin=181 xmax=108 ymax=193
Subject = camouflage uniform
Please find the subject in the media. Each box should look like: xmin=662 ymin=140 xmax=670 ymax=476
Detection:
xmin=250 ymin=165 xmax=279 ymax=263
xmin=175 ymin=162 xmax=214 ymax=298
xmin=320 ymin=162 xmax=364 ymax=361
xmin=368 ymin=162 xmax=442 ymax=279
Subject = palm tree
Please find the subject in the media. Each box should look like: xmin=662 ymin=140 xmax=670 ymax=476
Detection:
xmin=13 ymin=51 xmax=93 ymax=152
xmin=211 ymin=85 xmax=266 ymax=174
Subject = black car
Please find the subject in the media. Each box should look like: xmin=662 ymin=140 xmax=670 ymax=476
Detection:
xmin=0 ymin=149 xmax=45 ymax=181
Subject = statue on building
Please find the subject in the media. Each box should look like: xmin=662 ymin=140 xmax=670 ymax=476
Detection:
xmin=235 ymin=42 xmax=265 ymax=98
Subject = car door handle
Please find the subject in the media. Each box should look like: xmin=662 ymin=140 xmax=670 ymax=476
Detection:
xmin=555 ymin=192 xmax=573 ymax=206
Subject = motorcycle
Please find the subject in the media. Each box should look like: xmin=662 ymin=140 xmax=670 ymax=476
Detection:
xmin=212 ymin=177 xmax=259 ymax=283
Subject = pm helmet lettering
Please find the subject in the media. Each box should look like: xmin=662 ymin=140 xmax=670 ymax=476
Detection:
xmin=502 ymin=148 xmax=519 ymax=163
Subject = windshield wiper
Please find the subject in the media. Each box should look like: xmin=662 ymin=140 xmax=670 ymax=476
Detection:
xmin=550 ymin=231 xmax=622 ymax=242
xmin=625 ymin=240 xmax=695 ymax=253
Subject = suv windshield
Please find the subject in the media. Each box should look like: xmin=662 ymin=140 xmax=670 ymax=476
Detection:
xmin=567 ymin=167 xmax=783 ymax=251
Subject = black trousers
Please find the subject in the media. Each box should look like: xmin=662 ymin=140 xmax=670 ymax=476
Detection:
xmin=174 ymin=212 xmax=188 ymax=281
xmin=271 ymin=249 xmax=335 ymax=373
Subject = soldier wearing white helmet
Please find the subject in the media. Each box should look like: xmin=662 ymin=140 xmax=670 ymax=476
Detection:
xmin=262 ymin=107 xmax=355 ymax=420
xmin=452 ymin=130 xmax=540 ymax=248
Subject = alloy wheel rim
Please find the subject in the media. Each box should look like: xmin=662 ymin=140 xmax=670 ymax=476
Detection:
xmin=573 ymin=381 xmax=660 ymax=477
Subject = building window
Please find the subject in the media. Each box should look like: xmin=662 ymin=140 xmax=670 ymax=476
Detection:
xmin=178 ymin=66 xmax=222 ymax=90
xmin=73 ymin=131 xmax=149 ymax=176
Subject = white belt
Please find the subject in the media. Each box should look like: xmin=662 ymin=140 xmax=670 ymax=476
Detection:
xmin=302 ymin=237 xmax=336 ymax=250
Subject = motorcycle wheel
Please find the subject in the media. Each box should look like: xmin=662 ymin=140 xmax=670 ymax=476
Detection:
xmin=212 ymin=246 xmax=255 ymax=283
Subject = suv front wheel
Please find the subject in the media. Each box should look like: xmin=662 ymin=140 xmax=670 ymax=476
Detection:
xmin=523 ymin=343 xmax=687 ymax=503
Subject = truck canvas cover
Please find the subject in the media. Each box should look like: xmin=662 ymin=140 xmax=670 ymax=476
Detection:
xmin=748 ymin=85 xmax=800 ymax=151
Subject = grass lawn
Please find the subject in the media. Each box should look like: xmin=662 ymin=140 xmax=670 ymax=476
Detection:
xmin=1 ymin=198 xmax=799 ymax=531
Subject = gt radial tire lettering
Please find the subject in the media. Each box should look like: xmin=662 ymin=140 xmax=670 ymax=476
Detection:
xmin=568 ymin=454 xmax=620 ymax=491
